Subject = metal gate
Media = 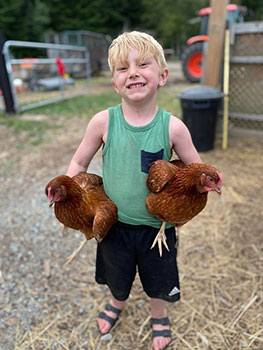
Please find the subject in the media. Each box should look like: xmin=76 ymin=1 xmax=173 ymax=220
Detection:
xmin=0 ymin=40 xmax=91 ymax=113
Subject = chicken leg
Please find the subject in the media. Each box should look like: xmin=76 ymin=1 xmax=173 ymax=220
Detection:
xmin=63 ymin=239 xmax=88 ymax=267
xmin=151 ymin=221 xmax=170 ymax=257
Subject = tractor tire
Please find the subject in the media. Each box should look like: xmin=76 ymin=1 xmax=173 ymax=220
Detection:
xmin=181 ymin=42 xmax=204 ymax=83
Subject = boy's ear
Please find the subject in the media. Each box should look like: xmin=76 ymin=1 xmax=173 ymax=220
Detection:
xmin=112 ymin=79 xmax=119 ymax=93
xmin=158 ymin=68 xmax=168 ymax=87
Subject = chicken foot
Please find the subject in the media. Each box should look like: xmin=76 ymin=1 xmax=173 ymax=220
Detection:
xmin=151 ymin=221 xmax=169 ymax=257
xmin=63 ymin=239 xmax=88 ymax=267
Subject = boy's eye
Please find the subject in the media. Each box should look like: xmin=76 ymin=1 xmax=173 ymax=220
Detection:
xmin=116 ymin=67 xmax=127 ymax=71
xmin=139 ymin=62 xmax=148 ymax=67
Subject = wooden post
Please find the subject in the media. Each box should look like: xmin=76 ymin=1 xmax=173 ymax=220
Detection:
xmin=203 ymin=0 xmax=229 ymax=88
xmin=0 ymin=29 xmax=15 ymax=113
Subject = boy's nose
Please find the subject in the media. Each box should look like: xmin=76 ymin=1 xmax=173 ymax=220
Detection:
xmin=128 ymin=66 xmax=139 ymax=78
xmin=129 ymin=72 xmax=139 ymax=79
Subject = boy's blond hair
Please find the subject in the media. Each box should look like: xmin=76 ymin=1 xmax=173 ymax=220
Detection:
xmin=108 ymin=31 xmax=167 ymax=74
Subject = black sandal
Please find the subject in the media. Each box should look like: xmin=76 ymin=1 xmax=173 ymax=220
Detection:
xmin=151 ymin=317 xmax=171 ymax=340
xmin=98 ymin=303 xmax=122 ymax=333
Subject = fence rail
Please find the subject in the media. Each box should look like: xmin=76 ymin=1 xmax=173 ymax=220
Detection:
xmin=0 ymin=40 xmax=91 ymax=113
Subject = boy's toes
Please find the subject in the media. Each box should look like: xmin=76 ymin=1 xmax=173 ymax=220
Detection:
xmin=97 ymin=302 xmax=123 ymax=334
xmin=151 ymin=317 xmax=171 ymax=350
xmin=153 ymin=336 xmax=171 ymax=350
xmin=97 ymin=318 xmax=111 ymax=334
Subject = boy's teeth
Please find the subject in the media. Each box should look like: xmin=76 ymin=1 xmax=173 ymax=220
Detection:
xmin=129 ymin=83 xmax=144 ymax=88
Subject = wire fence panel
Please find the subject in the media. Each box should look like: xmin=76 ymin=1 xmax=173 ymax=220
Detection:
xmin=228 ymin=22 xmax=263 ymax=130
xmin=1 ymin=40 xmax=91 ymax=113
xmin=45 ymin=30 xmax=111 ymax=75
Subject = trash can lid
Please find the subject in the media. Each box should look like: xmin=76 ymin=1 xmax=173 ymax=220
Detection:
xmin=177 ymin=85 xmax=224 ymax=101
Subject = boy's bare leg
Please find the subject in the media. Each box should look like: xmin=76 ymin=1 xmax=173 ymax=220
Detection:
xmin=150 ymin=298 xmax=171 ymax=350
xmin=97 ymin=291 xmax=125 ymax=334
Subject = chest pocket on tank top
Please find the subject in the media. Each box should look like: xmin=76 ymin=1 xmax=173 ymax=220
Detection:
xmin=141 ymin=149 xmax=164 ymax=174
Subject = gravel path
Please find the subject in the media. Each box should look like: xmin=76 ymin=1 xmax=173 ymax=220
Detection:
xmin=0 ymin=120 xmax=104 ymax=349
xmin=0 ymin=84 xmax=262 ymax=349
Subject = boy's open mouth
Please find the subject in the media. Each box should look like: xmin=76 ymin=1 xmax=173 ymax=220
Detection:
xmin=127 ymin=83 xmax=146 ymax=89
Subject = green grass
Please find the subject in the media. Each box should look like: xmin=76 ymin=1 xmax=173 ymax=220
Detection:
xmin=0 ymin=92 xmax=121 ymax=145
xmin=27 ymin=89 xmax=182 ymax=119
xmin=157 ymin=86 xmax=182 ymax=119
xmin=0 ymin=80 xmax=186 ymax=146
xmin=25 ymin=92 xmax=121 ymax=118
xmin=0 ymin=117 xmax=59 ymax=145
xmin=28 ymin=90 xmax=181 ymax=119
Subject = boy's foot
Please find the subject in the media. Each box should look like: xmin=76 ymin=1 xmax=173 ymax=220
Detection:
xmin=151 ymin=317 xmax=171 ymax=350
xmin=97 ymin=300 xmax=125 ymax=334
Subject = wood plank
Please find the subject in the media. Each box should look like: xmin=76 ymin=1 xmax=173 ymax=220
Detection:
xmin=204 ymin=0 xmax=229 ymax=87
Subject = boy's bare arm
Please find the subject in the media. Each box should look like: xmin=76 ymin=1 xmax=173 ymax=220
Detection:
xmin=169 ymin=115 xmax=202 ymax=165
xmin=66 ymin=110 xmax=109 ymax=177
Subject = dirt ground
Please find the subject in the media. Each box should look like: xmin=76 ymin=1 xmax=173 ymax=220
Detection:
xmin=0 ymin=65 xmax=263 ymax=350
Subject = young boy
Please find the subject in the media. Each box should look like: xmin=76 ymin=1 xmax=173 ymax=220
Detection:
xmin=66 ymin=31 xmax=202 ymax=350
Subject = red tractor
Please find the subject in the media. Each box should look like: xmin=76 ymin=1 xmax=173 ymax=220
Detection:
xmin=181 ymin=4 xmax=246 ymax=83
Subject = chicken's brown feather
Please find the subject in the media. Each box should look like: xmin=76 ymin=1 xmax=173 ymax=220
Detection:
xmin=146 ymin=160 xmax=178 ymax=193
xmin=46 ymin=173 xmax=118 ymax=242
xmin=73 ymin=172 xmax=103 ymax=190
xmin=146 ymin=161 xmax=221 ymax=227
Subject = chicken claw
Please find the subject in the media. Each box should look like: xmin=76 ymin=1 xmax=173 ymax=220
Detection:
xmin=151 ymin=221 xmax=169 ymax=257
xmin=63 ymin=239 xmax=88 ymax=267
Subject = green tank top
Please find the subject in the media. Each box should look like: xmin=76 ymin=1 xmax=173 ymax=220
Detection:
xmin=102 ymin=104 xmax=172 ymax=228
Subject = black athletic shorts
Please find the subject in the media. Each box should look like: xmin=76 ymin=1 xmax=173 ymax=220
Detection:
xmin=95 ymin=221 xmax=180 ymax=302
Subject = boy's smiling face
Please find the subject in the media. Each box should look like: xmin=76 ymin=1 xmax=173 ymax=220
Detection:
xmin=112 ymin=49 xmax=168 ymax=105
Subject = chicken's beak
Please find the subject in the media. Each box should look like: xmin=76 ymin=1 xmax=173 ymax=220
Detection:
xmin=49 ymin=200 xmax=55 ymax=208
xmin=214 ymin=187 xmax=222 ymax=195
xmin=215 ymin=172 xmax=223 ymax=195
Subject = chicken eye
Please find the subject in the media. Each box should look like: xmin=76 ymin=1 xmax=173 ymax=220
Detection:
xmin=209 ymin=177 xmax=214 ymax=182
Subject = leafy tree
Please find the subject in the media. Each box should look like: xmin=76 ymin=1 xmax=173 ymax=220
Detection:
xmin=234 ymin=0 xmax=263 ymax=20
xmin=141 ymin=0 xmax=209 ymax=50
xmin=141 ymin=0 xmax=262 ymax=54
xmin=0 ymin=0 xmax=50 ymax=41
xmin=44 ymin=0 xmax=142 ymax=38
xmin=0 ymin=0 xmax=261 ymax=55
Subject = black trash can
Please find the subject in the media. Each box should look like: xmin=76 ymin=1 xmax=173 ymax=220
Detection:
xmin=177 ymin=86 xmax=224 ymax=151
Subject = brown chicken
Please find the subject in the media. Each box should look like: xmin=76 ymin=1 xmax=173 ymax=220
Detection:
xmin=45 ymin=172 xmax=118 ymax=265
xmin=146 ymin=160 xmax=223 ymax=256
